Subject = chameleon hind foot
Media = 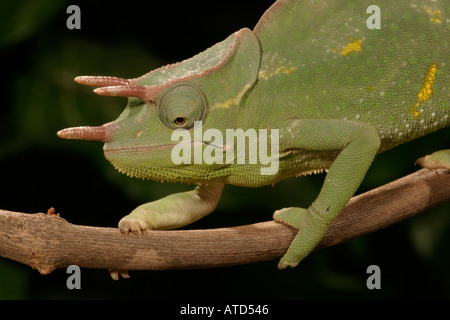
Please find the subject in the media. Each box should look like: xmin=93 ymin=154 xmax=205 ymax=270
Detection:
xmin=416 ymin=149 xmax=450 ymax=170
xmin=274 ymin=207 xmax=328 ymax=269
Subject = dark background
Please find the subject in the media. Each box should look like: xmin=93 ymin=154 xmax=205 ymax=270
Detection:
xmin=0 ymin=0 xmax=449 ymax=299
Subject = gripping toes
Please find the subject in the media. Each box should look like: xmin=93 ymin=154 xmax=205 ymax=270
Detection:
xmin=273 ymin=207 xmax=305 ymax=228
xmin=274 ymin=207 xmax=328 ymax=269
xmin=118 ymin=216 xmax=151 ymax=233
xmin=416 ymin=149 xmax=450 ymax=170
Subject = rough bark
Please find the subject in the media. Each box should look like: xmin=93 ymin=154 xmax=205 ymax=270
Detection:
xmin=0 ymin=168 xmax=448 ymax=275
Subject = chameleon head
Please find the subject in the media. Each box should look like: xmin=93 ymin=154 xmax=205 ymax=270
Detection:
xmin=57 ymin=28 xmax=261 ymax=183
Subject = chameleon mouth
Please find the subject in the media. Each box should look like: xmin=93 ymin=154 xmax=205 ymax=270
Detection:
xmin=103 ymin=143 xmax=179 ymax=153
xmin=103 ymin=141 xmax=223 ymax=153
xmin=103 ymin=141 xmax=227 ymax=183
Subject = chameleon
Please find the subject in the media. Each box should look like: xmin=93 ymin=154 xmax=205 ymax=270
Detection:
xmin=57 ymin=0 xmax=449 ymax=270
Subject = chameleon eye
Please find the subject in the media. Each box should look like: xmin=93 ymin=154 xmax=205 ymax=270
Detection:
xmin=174 ymin=117 xmax=187 ymax=127
xmin=158 ymin=84 xmax=206 ymax=130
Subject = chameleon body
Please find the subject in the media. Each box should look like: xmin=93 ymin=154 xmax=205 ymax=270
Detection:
xmin=58 ymin=0 xmax=449 ymax=269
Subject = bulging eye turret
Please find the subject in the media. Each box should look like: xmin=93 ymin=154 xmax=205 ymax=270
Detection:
xmin=158 ymin=84 xmax=206 ymax=130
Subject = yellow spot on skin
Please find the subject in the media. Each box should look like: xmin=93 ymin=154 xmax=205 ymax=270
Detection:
xmin=425 ymin=7 xmax=442 ymax=24
xmin=211 ymin=83 xmax=252 ymax=110
xmin=409 ymin=63 xmax=438 ymax=119
xmin=258 ymin=66 xmax=295 ymax=80
xmin=340 ymin=37 xmax=363 ymax=56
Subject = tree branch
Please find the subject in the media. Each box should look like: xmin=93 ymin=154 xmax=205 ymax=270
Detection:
xmin=0 ymin=168 xmax=449 ymax=276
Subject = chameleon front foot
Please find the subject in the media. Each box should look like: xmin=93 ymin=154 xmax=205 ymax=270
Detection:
xmin=118 ymin=215 xmax=150 ymax=233
xmin=118 ymin=205 xmax=157 ymax=232
xmin=274 ymin=207 xmax=328 ymax=269
xmin=118 ymin=183 xmax=225 ymax=232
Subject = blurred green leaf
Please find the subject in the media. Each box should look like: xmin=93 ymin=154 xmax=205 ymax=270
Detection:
xmin=0 ymin=0 xmax=67 ymax=49
xmin=0 ymin=259 xmax=29 ymax=299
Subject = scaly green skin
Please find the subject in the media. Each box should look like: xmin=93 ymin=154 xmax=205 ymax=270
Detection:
xmin=58 ymin=0 xmax=449 ymax=269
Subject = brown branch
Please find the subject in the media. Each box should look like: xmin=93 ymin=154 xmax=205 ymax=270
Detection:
xmin=0 ymin=168 xmax=449 ymax=276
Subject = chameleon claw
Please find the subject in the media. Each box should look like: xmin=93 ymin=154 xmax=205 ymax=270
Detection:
xmin=277 ymin=259 xmax=298 ymax=270
xmin=109 ymin=269 xmax=130 ymax=280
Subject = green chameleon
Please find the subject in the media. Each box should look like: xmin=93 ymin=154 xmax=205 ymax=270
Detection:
xmin=58 ymin=0 xmax=449 ymax=269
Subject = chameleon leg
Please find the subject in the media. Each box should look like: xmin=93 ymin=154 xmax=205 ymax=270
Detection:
xmin=416 ymin=149 xmax=450 ymax=170
xmin=275 ymin=119 xmax=381 ymax=269
xmin=118 ymin=183 xmax=224 ymax=232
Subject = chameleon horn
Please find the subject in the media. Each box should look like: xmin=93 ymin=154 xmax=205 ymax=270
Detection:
xmin=74 ymin=76 xmax=131 ymax=87
xmin=57 ymin=124 xmax=113 ymax=142
xmin=94 ymin=85 xmax=148 ymax=100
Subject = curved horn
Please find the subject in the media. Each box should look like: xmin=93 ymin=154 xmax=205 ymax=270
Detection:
xmin=57 ymin=125 xmax=112 ymax=142
xmin=74 ymin=76 xmax=131 ymax=87
xmin=93 ymin=85 xmax=149 ymax=100
xmin=74 ymin=75 xmax=166 ymax=101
